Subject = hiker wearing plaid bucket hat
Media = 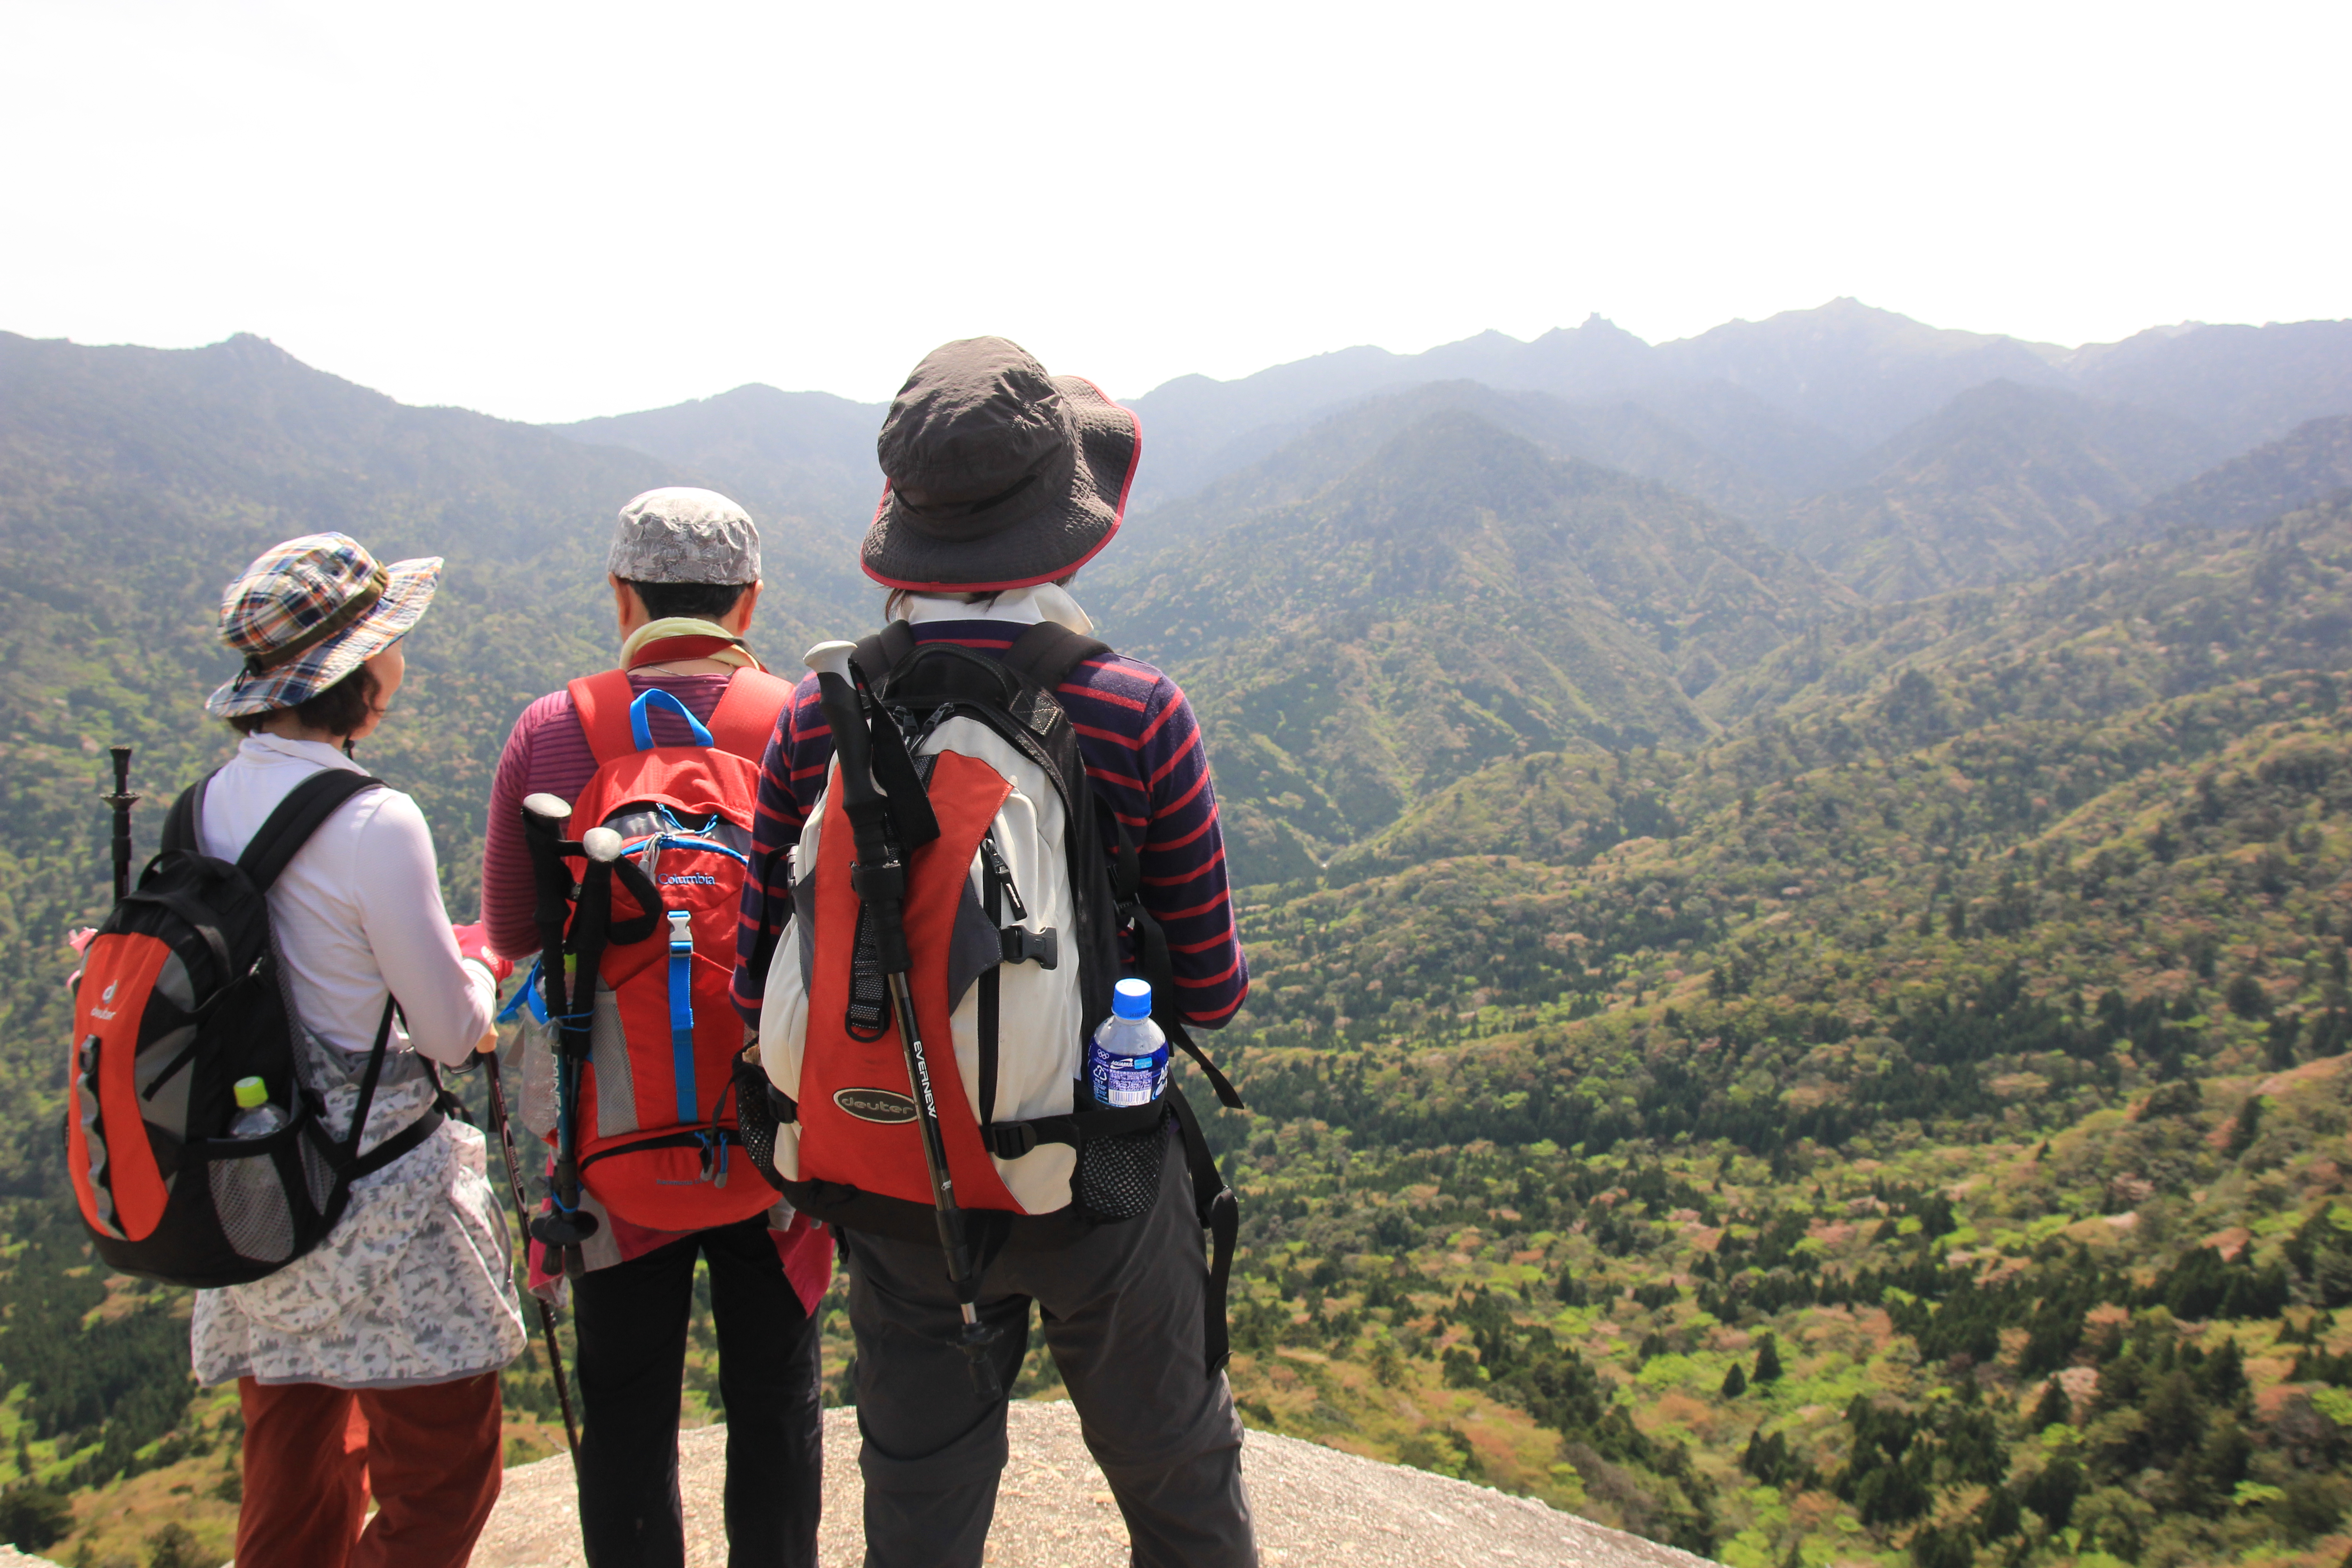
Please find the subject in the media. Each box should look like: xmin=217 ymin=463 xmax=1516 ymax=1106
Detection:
xmin=180 ymin=532 xmax=526 ymax=1568
xmin=206 ymin=532 xmax=442 ymax=721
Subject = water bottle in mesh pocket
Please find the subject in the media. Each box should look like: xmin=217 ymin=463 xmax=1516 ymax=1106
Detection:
xmin=208 ymin=1137 xmax=300 ymax=1264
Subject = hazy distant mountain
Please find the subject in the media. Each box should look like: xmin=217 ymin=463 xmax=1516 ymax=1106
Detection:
xmin=1768 ymin=381 xmax=2227 ymax=601
xmin=2070 ymin=319 xmax=2352 ymax=450
xmin=1647 ymin=297 xmax=2071 ymax=446
xmin=1119 ymin=313 xmax=1860 ymax=511
xmin=1120 ymin=305 xmax=2352 ymax=537
xmin=1115 ymin=381 xmax=1784 ymax=557
xmin=2094 ymin=414 xmax=2352 ymax=550
xmin=550 ymin=384 xmax=884 ymax=591
xmin=1099 ymin=407 xmax=1852 ymax=878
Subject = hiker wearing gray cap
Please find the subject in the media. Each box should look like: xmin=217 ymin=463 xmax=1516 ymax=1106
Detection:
xmin=481 ymin=487 xmax=830 ymax=1568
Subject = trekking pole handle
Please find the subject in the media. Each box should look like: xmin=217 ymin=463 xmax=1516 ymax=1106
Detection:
xmin=105 ymin=745 xmax=138 ymax=905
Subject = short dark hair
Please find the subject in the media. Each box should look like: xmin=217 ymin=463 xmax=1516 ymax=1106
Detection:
xmin=226 ymin=666 xmax=378 ymax=737
xmin=623 ymin=579 xmax=746 ymax=621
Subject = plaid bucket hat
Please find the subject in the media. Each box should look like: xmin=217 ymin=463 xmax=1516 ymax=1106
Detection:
xmin=204 ymin=533 xmax=442 ymax=718
xmin=861 ymin=337 xmax=1141 ymax=592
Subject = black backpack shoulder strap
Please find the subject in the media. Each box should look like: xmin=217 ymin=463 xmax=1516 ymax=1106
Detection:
xmin=238 ymin=770 xmax=387 ymax=892
xmin=852 ymin=620 xmax=919 ymax=686
xmin=1001 ymin=622 xmax=1109 ymax=695
xmin=160 ymin=771 xmax=218 ymax=855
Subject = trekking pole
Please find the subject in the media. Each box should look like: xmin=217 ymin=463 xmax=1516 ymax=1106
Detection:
xmin=482 ymin=1047 xmax=583 ymax=1473
xmin=804 ymin=641 xmax=1001 ymax=1397
xmin=104 ymin=746 xmax=138 ymax=904
xmin=519 ymin=795 xmax=603 ymax=1279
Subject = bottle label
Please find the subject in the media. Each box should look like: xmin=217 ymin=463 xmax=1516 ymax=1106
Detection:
xmin=1096 ymin=1052 xmax=1166 ymax=1108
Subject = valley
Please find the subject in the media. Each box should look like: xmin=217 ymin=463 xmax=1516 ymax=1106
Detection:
xmin=5 ymin=301 xmax=2352 ymax=1566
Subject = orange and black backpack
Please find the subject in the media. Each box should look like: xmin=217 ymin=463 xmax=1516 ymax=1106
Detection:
xmin=66 ymin=770 xmax=452 ymax=1287
xmin=530 ymin=669 xmax=795 ymax=1235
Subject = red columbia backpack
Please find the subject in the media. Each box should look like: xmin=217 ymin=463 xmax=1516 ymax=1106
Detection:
xmin=67 ymin=770 xmax=452 ymax=1288
xmin=551 ymin=669 xmax=794 ymax=1233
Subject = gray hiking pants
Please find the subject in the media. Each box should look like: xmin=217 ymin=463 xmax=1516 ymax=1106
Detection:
xmin=843 ymin=1129 xmax=1258 ymax=1568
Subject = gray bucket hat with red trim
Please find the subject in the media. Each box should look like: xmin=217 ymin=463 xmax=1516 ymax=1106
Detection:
xmin=205 ymin=533 xmax=441 ymax=717
xmin=861 ymin=337 xmax=1141 ymax=592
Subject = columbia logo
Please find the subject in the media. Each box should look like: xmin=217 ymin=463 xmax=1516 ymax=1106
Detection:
xmin=663 ymin=873 xmax=718 ymax=886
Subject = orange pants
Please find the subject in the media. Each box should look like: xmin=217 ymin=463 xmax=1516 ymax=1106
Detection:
xmin=235 ymin=1373 xmax=503 ymax=1568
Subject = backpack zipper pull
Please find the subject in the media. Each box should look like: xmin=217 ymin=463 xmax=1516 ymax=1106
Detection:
xmin=981 ymin=835 xmax=1029 ymax=922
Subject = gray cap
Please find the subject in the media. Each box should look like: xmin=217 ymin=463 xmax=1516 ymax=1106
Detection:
xmin=607 ymin=487 xmax=762 ymax=584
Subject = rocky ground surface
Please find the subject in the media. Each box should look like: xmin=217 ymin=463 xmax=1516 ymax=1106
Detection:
xmin=469 ymin=1401 xmax=1715 ymax=1568
xmin=0 ymin=1404 xmax=1714 ymax=1567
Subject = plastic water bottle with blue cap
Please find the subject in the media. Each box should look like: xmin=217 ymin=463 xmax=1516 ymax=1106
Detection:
xmin=1089 ymin=978 xmax=1170 ymax=1108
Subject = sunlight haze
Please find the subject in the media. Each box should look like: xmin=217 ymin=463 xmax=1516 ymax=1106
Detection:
xmin=5 ymin=0 xmax=2346 ymax=421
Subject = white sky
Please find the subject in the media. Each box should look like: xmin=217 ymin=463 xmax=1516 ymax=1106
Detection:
xmin=5 ymin=0 xmax=2347 ymax=423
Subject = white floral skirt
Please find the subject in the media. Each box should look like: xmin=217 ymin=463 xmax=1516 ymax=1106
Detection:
xmin=191 ymin=1071 xmax=527 ymax=1389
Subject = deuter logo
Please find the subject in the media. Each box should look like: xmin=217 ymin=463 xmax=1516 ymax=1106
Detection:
xmin=833 ymin=1088 xmax=919 ymax=1125
xmin=662 ymin=873 xmax=718 ymax=886
xmin=89 ymin=978 xmax=121 ymax=1022
xmin=102 ymin=981 xmax=118 ymax=1003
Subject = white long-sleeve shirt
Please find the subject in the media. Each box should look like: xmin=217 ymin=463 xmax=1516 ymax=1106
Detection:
xmin=196 ymin=733 xmax=494 ymax=1064
xmin=189 ymin=731 xmax=524 ymax=1389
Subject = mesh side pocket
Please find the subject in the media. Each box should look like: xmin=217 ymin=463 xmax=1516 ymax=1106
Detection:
xmin=1074 ymin=1119 xmax=1166 ymax=1222
xmin=732 ymin=1052 xmax=794 ymax=1193
xmin=298 ymin=1122 xmax=337 ymax=1213
xmin=209 ymin=1148 xmax=297 ymax=1264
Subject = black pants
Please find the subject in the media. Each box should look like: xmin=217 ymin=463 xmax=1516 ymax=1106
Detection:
xmin=571 ymin=1218 xmax=824 ymax=1568
xmin=845 ymin=1132 xmax=1257 ymax=1568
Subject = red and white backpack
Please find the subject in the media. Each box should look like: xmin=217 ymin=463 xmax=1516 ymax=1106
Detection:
xmin=535 ymin=669 xmax=794 ymax=1235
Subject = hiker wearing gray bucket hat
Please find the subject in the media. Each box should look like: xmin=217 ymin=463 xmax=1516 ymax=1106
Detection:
xmin=862 ymin=336 xmax=1140 ymax=591
xmin=738 ymin=339 xmax=1256 ymax=1568
xmin=183 ymin=532 xmax=525 ymax=1568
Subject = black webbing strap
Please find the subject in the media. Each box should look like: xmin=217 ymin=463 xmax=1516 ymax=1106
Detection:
xmin=314 ymin=999 xmax=446 ymax=1217
xmin=1000 ymin=621 xmax=1110 ymax=694
xmin=982 ymin=1099 xmax=1166 ymax=1159
xmin=1108 ymin=815 xmax=1244 ymax=1111
xmin=847 ymin=624 xmax=940 ymax=848
xmin=854 ymin=621 xmax=918 ymax=685
xmin=238 ymin=771 xmax=387 ymax=891
xmin=160 ymin=774 xmax=211 ymax=855
xmin=1167 ymin=1086 xmax=1238 ymax=1374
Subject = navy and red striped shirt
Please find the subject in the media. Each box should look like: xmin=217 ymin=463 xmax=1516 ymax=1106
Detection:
xmin=730 ymin=620 xmax=1249 ymax=1031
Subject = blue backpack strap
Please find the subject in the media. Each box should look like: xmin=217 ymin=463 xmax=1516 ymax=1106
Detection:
xmin=629 ymin=688 xmax=715 ymax=751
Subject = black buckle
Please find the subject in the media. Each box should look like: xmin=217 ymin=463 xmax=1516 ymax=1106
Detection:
xmin=988 ymin=1122 xmax=1040 ymax=1159
xmin=1000 ymin=926 xmax=1059 ymax=970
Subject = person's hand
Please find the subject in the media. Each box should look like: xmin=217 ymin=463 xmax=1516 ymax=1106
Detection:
xmin=451 ymin=922 xmax=514 ymax=983
xmin=476 ymin=1028 xmax=500 ymax=1056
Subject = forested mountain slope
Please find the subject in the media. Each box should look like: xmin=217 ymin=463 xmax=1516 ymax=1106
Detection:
xmin=1099 ymin=408 xmax=1851 ymax=880
xmin=1774 ymin=382 xmax=2230 ymax=601
xmin=1191 ymin=636 xmax=2352 ymax=1568
xmin=0 ymin=333 xmax=857 ymax=1191
xmin=1703 ymin=499 xmax=2352 ymax=739
xmin=2105 ymin=415 xmax=2352 ymax=551
xmin=549 ymin=381 xmax=883 ymax=582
